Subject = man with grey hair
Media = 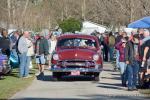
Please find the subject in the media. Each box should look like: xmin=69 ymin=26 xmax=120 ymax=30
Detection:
xmin=18 ymin=31 xmax=32 ymax=78
xmin=142 ymin=29 xmax=150 ymax=62
xmin=140 ymin=29 xmax=150 ymax=51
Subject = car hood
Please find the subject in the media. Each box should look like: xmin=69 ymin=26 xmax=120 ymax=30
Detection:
xmin=57 ymin=48 xmax=96 ymax=60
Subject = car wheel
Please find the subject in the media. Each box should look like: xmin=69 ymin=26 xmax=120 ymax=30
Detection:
xmin=94 ymin=76 xmax=99 ymax=81
xmin=94 ymin=72 xmax=100 ymax=81
xmin=52 ymin=72 xmax=62 ymax=81
xmin=6 ymin=69 xmax=12 ymax=75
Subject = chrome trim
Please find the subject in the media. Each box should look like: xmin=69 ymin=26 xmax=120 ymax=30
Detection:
xmin=50 ymin=65 xmax=102 ymax=72
xmin=57 ymin=60 xmax=96 ymax=67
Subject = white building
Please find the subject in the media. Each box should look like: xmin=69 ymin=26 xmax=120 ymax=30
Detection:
xmin=81 ymin=21 xmax=107 ymax=35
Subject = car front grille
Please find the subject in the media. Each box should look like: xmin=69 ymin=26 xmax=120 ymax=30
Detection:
xmin=57 ymin=60 xmax=95 ymax=68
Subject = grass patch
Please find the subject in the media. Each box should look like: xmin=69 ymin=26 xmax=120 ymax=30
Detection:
xmin=0 ymin=68 xmax=36 ymax=99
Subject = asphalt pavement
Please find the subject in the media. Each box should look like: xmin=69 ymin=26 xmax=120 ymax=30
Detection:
xmin=11 ymin=63 xmax=150 ymax=100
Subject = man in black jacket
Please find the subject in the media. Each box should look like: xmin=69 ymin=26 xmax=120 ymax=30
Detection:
xmin=35 ymin=33 xmax=49 ymax=77
xmin=142 ymin=30 xmax=150 ymax=62
xmin=0 ymin=29 xmax=10 ymax=56
xmin=125 ymin=34 xmax=140 ymax=91
xmin=143 ymin=40 xmax=150 ymax=61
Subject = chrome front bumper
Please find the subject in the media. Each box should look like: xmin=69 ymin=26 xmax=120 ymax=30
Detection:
xmin=50 ymin=65 xmax=103 ymax=72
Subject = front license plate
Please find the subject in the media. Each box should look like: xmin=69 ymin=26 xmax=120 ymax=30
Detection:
xmin=71 ymin=71 xmax=80 ymax=76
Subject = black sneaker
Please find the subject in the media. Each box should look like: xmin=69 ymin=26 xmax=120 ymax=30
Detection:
xmin=132 ymin=87 xmax=138 ymax=91
xmin=37 ymin=72 xmax=44 ymax=80
xmin=128 ymin=88 xmax=133 ymax=91
xmin=40 ymin=72 xmax=44 ymax=76
xmin=122 ymin=84 xmax=127 ymax=87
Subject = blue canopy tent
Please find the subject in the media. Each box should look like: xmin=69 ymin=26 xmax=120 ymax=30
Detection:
xmin=141 ymin=16 xmax=150 ymax=25
xmin=128 ymin=16 xmax=150 ymax=28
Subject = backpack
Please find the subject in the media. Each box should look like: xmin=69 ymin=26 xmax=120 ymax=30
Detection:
xmin=16 ymin=35 xmax=22 ymax=54
xmin=109 ymin=36 xmax=115 ymax=47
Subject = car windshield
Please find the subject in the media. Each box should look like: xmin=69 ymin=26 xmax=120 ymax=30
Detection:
xmin=57 ymin=38 xmax=97 ymax=49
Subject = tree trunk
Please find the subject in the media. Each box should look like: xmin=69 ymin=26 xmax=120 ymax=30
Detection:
xmin=130 ymin=0 xmax=134 ymax=22
xmin=81 ymin=0 xmax=86 ymax=21
xmin=7 ymin=0 xmax=11 ymax=28
xmin=22 ymin=0 xmax=29 ymax=29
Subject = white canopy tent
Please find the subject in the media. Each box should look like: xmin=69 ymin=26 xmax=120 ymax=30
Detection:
xmin=123 ymin=28 xmax=137 ymax=36
xmin=81 ymin=21 xmax=107 ymax=35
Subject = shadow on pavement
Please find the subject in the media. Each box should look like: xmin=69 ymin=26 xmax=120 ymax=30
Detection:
xmin=36 ymin=75 xmax=54 ymax=81
xmin=97 ymin=82 xmax=124 ymax=90
xmin=103 ymin=69 xmax=114 ymax=72
xmin=111 ymin=73 xmax=120 ymax=76
xmin=99 ymin=82 xmax=122 ymax=87
xmin=97 ymin=85 xmax=124 ymax=90
xmin=79 ymin=94 xmax=150 ymax=100
xmin=10 ymin=95 xmax=150 ymax=100
xmin=36 ymin=75 xmax=94 ymax=82
xmin=101 ymin=76 xmax=121 ymax=80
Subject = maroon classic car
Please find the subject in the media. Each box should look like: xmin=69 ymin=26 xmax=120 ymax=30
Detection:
xmin=50 ymin=34 xmax=103 ymax=81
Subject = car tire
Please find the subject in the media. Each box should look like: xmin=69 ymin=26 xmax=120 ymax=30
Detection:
xmin=6 ymin=69 xmax=12 ymax=75
xmin=94 ymin=72 xmax=100 ymax=81
xmin=94 ymin=76 xmax=99 ymax=81
xmin=52 ymin=72 xmax=62 ymax=81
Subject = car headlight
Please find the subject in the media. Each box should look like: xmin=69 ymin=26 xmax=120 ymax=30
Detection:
xmin=53 ymin=54 xmax=59 ymax=60
xmin=93 ymin=54 xmax=99 ymax=61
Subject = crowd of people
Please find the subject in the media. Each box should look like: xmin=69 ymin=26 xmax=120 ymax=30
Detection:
xmin=0 ymin=28 xmax=150 ymax=91
xmin=97 ymin=29 xmax=150 ymax=91
xmin=0 ymin=29 xmax=57 ymax=79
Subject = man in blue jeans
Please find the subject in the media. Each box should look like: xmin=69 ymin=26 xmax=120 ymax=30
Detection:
xmin=18 ymin=31 xmax=32 ymax=78
xmin=125 ymin=34 xmax=140 ymax=91
xmin=126 ymin=61 xmax=139 ymax=90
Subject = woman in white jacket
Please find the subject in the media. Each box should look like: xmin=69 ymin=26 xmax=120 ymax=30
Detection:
xmin=26 ymin=37 xmax=34 ymax=69
xmin=48 ymin=35 xmax=57 ymax=67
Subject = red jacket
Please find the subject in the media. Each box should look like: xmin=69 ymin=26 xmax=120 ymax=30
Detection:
xmin=104 ymin=36 xmax=109 ymax=45
xmin=115 ymin=42 xmax=125 ymax=62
